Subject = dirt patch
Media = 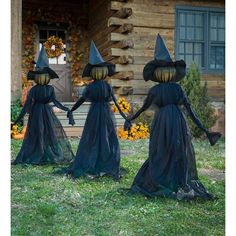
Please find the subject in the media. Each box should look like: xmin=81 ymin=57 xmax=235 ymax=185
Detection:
xmin=199 ymin=168 xmax=225 ymax=181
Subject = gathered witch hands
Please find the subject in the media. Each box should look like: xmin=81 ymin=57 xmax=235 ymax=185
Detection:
xmin=124 ymin=119 xmax=132 ymax=131
xmin=67 ymin=110 xmax=75 ymax=126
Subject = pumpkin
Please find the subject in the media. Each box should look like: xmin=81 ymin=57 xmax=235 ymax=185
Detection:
xmin=12 ymin=133 xmax=24 ymax=140
xmin=21 ymin=127 xmax=27 ymax=134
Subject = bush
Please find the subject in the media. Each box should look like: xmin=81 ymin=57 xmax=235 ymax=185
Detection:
xmin=11 ymin=98 xmax=23 ymax=131
xmin=179 ymin=63 xmax=217 ymax=138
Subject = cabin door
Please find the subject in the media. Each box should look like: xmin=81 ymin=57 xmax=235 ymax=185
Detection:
xmin=38 ymin=27 xmax=72 ymax=102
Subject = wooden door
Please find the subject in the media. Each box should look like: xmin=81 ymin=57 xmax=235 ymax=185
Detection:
xmin=38 ymin=27 xmax=72 ymax=102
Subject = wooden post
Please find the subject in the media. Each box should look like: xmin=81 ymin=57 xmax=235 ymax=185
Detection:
xmin=11 ymin=0 xmax=22 ymax=101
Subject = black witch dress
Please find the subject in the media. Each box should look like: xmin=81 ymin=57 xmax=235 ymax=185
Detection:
xmin=128 ymin=82 xmax=215 ymax=200
xmin=12 ymin=85 xmax=74 ymax=165
xmin=65 ymin=80 xmax=129 ymax=180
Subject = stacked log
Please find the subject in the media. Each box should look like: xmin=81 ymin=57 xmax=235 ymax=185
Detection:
xmin=104 ymin=0 xmax=135 ymax=99
xmin=107 ymin=0 xmax=175 ymax=101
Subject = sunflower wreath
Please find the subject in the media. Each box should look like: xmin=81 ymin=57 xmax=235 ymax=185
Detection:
xmin=44 ymin=36 xmax=64 ymax=58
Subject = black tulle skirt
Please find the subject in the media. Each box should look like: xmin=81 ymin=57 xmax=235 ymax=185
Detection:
xmin=63 ymin=102 xmax=121 ymax=180
xmin=13 ymin=103 xmax=74 ymax=165
xmin=130 ymin=105 xmax=213 ymax=200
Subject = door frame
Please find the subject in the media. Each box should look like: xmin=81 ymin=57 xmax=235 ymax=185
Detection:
xmin=35 ymin=22 xmax=73 ymax=101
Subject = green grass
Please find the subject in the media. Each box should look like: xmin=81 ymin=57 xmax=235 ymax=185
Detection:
xmin=11 ymin=138 xmax=225 ymax=236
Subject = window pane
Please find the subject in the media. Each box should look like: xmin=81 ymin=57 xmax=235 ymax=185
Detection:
xmin=194 ymin=43 xmax=202 ymax=54
xmin=186 ymin=54 xmax=193 ymax=67
xmin=218 ymin=15 xmax=225 ymax=28
xmin=194 ymin=54 xmax=202 ymax=67
xmin=58 ymin=53 xmax=66 ymax=64
xmin=57 ymin=45 xmax=66 ymax=64
xmin=218 ymin=29 xmax=225 ymax=42
xmin=210 ymin=47 xmax=216 ymax=69
xmin=179 ymin=43 xmax=185 ymax=53
xmin=179 ymin=13 xmax=186 ymax=26
xmin=186 ymin=27 xmax=194 ymax=40
xmin=187 ymin=14 xmax=194 ymax=26
xmin=195 ymin=28 xmax=203 ymax=40
xmin=49 ymin=30 xmax=57 ymax=37
xmin=185 ymin=43 xmax=193 ymax=54
xmin=49 ymin=57 xmax=57 ymax=64
xmin=216 ymin=47 xmax=225 ymax=69
xmin=180 ymin=27 xmax=186 ymax=39
xmin=210 ymin=15 xmax=217 ymax=27
xmin=210 ymin=46 xmax=225 ymax=70
xmin=58 ymin=31 xmax=65 ymax=40
xmin=39 ymin=30 xmax=47 ymax=40
xmin=179 ymin=54 xmax=185 ymax=61
xmin=195 ymin=14 xmax=203 ymax=27
xmin=210 ymin=28 xmax=217 ymax=41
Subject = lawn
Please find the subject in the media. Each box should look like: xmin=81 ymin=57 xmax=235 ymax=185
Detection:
xmin=11 ymin=138 xmax=225 ymax=236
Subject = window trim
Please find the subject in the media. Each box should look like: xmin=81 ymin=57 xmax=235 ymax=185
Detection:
xmin=175 ymin=5 xmax=225 ymax=75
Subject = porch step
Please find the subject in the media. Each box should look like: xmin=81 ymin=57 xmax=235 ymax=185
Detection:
xmin=24 ymin=102 xmax=125 ymax=137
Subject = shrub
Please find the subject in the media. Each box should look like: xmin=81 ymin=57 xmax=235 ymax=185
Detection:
xmin=179 ymin=63 xmax=217 ymax=138
xmin=11 ymin=98 xmax=23 ymax=132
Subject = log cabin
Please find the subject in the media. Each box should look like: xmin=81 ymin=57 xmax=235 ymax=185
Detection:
xmin=11 ymin=0 xmax=225 ymax=135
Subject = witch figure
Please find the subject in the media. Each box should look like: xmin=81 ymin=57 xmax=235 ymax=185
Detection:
xmin=125 ymin=34 xmax=221 ymax=200
xmin=62 ymin=41 xmax=131 ymax=180
xmin=12 ymin=46 xmax=75 ymax=165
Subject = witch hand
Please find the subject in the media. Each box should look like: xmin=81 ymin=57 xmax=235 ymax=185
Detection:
xmin=206 ymin=131 xmax=222 ymax=146
xmin=67 ymin=111 xmax=75 ymax=126
xmin=124 ymin=120 xmax=132 ymax=131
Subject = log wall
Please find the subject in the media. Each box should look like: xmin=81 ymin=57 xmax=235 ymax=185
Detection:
xmin=107 ymin=0 xmax=225 ymax=103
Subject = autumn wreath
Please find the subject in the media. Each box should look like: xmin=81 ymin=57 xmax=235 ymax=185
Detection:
xmin=44 ymin=36 xmax=64 ymax=58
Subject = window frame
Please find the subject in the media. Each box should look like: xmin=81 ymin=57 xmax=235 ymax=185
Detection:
xmin=175 ymin=5 xmax=225 ymax=74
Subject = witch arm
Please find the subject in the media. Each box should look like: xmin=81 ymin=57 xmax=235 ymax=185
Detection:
xmin=111 ymin=92 xmax=133 ymax=130
xmin=13 ymin=89 xmax=34 ymax=125
xmin=182 ymin=91 xmax=208 ymax=133
xmin=182 ymin=89 xmax=221 ymax=145
xmin=51 ymin=89 xmax=70 ymax=112
xmin=70 ymin=97 xmax=86 ymax=112
xmin=128 ymin=92 xmax=153 ymax=122
xmin=51 ymin=89 xmax=75 ymax=125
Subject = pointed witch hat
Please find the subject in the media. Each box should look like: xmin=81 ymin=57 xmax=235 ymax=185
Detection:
xmin=143 ymin=34 xmax=186 ymax=82
xmin=82 ymin=40 xmax=115 ymax=77
xmin=27 ymin=45 xmax=59 ymax=80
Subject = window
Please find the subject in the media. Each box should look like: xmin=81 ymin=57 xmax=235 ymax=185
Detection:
xmin=176 ymin=7 xmax=225 ymax=73
xmin=38 ymin=29 xmax=67 ymax=65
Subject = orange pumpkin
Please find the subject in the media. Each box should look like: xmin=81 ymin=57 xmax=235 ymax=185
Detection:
xmin=12 ymin=133 xmax=24 ymax=140
xmin=21 ymin=127 xmax=27 ymax=134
